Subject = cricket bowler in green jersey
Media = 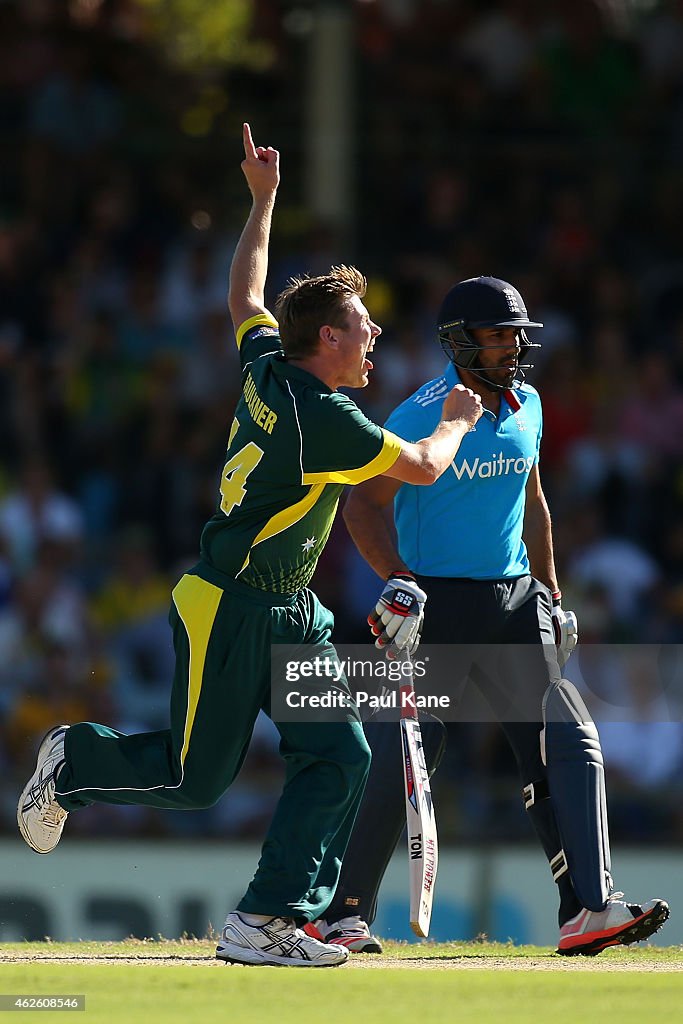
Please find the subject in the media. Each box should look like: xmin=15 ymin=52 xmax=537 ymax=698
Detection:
xmin=17 ymin=123 xmax=482 ymax=967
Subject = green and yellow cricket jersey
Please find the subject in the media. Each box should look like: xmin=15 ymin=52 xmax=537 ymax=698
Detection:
xmin=199 ymin=313 xmax=402 ymax=595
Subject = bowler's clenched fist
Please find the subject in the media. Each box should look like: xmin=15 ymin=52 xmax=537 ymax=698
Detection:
xmin=442 ymin=384 xmax=483 ymax=429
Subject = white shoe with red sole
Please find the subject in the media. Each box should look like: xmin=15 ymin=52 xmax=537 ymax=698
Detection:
xmin=557 ymin=893 xmax=670 ymax=956
xmin=305 ymin=916 xmax=383 ymax=954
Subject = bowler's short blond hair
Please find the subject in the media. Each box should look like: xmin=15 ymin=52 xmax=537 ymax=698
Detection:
xmin=275 ymin=265 xmax=367 ymax=358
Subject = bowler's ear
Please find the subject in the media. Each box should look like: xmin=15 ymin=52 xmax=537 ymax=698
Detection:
xmin=319 ymin=325 xmax=339 ymax=350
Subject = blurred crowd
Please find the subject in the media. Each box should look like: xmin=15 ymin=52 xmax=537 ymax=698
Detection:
xmin=1 ymin=0 xmax=683 ymax=844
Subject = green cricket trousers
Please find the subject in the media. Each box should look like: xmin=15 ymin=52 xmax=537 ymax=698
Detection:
xmin=55 ymin=564 xmax=371 ymax=923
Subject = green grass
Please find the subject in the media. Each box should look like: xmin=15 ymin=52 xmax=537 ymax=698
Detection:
xmin=1 ymin=941 xmax=682 ymax=1024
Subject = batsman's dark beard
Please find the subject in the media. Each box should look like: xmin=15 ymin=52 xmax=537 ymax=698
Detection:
xmin=470 ymin=361 xmax=518 ymax=393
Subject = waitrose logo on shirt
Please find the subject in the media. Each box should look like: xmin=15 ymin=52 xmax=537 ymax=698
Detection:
xmin=451 ymin=453 xmax=534 ymax=480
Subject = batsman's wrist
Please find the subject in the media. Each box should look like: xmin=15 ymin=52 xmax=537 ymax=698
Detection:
xmin=387 ymin=570 xmax=416 ymax=582
xmin=551 ymin=589 xmax=562 ymax=607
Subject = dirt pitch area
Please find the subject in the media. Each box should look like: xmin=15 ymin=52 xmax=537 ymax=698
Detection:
xmin=1 ymin=948 xmax=682 ymax=971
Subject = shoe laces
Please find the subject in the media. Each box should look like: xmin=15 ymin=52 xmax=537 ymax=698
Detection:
xmin=24 ymin=759 xmax=66 ymax=823
xmin=42 ymin=802 xmax=68 ymax=827
xmin=607 ymin=891 xmax=625 ymax=903
xmin=270 ymin=917 xmax=305 ymax=936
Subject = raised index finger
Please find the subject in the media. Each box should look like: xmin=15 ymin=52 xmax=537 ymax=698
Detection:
xmin=243 ymin=122 xmax=257 ymax=160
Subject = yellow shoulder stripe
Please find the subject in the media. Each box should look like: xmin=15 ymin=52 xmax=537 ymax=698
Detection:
xmin=236 ymin=313 xmax=279 ymax=350
xmin=302 ymin=428 xmax=402 ymax=486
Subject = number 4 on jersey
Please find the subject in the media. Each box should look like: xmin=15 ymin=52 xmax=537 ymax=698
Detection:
xmin=220 ymin=441 xmax=264 ymax=516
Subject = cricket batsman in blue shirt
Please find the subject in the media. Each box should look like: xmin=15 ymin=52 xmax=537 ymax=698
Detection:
xmin=309 ymin=276 xmax=670 ymax=956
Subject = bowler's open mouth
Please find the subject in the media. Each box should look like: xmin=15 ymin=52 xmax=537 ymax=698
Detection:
xmin=363 ymin=344 xmax=374 ymax=370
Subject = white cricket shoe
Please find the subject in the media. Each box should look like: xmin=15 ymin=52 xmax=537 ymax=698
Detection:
xmin=17 ymin=726 xmax=70 ymax=854
xmin=557 ymin=892 xmax=670 ymax=956
xmin=308 ymin=915 xmax=383 ymax=954
xmin=216 ymin=913 xmax=349 ymax=967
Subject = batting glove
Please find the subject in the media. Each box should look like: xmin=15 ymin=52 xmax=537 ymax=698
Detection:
xmin=551 ymin=591 xmax=578 ymax=667
xmin=368 ymin=573 xmax=426 ymax=658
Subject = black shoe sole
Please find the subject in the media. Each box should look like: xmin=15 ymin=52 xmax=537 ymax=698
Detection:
xmin=351 ymin=941 xmax=383 ymax=954
xmin=557 ymin=901 xmax=670 ymax=957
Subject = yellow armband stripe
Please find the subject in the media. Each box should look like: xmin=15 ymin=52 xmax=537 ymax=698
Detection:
xmin=236 ymin=313 xmax=279 ymax=350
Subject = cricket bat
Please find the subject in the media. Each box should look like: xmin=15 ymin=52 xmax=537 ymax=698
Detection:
xmin=399 ymin=651 xmax=438 ymax=937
